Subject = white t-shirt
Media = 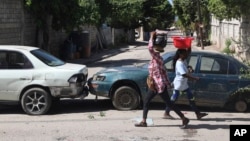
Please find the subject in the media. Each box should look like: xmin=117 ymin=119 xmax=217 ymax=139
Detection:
xmin=173 ymin=59 xmax=189 ymax=91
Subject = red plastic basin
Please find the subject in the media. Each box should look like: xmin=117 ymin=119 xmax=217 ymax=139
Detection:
xmin=171 ymin=36 xmax=194 ymax=49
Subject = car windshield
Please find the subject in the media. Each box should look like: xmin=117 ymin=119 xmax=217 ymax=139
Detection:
xmin=31 ymin=49 xmax=65 ymax=66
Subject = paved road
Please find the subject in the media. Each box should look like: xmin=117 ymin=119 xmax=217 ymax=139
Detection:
xmin=1 ymin=100 xmax=249 ymax=141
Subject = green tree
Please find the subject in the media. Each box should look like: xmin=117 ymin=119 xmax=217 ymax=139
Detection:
xmin=107 ymin=0 xmax=144 ymax=30
xmin=173 ymin=0 xmax=196 ymax=29
xmin=142 ymin=0 xmax=174 ymax=31
xmin=221 ymin=0 xmax=250 ymax=18
xmin=208 ymin=0 xmax=250 ymax=20
xmin=98 ymin=0 xmax=174 ymax=31
xmin=173 ymin=0 xmax=210 ymax=40
xmin=97 ymin=0 xmax=174 ymax=31
xmin=94 ymin=0 xmax=112 ymax=27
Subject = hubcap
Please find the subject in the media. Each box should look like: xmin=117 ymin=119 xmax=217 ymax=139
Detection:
xmin=119 ymin=92 xmax=133 ymax=107
xmin=26 ymin=92 xmax=46 ymax=112
xmin=235 ymin=100 xmax=247 ymax=112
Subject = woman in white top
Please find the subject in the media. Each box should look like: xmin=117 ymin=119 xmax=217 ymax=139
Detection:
xmin=164 ymin=48 xmax=208 ymax=120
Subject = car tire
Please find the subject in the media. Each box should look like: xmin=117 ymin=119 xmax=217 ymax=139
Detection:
xmin=21 ymin=87 xmax=52 ymax=115
xmin=112 ymin=86 xmax=140 ymax=111
xmin=234 ymin=100 xmax=248 ymax=112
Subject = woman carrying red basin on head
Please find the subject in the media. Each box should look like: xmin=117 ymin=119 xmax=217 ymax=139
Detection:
xmin=163 ymin=36 xmax=208 ymax=120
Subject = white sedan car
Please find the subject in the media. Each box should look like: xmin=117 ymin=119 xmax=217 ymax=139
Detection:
xmin=0 ymin=45 xmax=88 ymax=115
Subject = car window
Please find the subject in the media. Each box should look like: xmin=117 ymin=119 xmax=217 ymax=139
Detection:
xmin=31 ymin=49 xmax=65 ymax=66
xmin=164 ymin=55 xmax=198 ymax=72
xmin=165 ymin=57 xmax=174 ymax=72
xmin=0 ymin=51 xmax=8 ymax=69
xmin=200 ymin=56 xmax=232 ymax=74
xmin=0 ymin=51 xmax=33 ymax=69
xmin=187 ymin=55 xmax=198 ymax=72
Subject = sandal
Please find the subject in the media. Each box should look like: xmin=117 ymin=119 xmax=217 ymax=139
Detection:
xmin=163 ymin=113 xmax=175 ymax=119
xmin=196 ymin=113 xmax=208 ymax=120
xmin=135 ymin=121 xmax=147 ymax=127
xmin=180 ymin=117 xmax=189 ymax=129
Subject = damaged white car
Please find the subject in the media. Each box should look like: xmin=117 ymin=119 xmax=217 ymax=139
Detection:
xmin=0 ymin=45 xmax=88 ymax=115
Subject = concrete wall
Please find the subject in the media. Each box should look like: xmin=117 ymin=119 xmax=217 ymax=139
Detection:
xmin=210 ymin=15 xmax=240 ymax=49
xmin=0 ymin=0 xmax=35 ymax=45
xmin=210 ymin=15 xmax=250 ymax=60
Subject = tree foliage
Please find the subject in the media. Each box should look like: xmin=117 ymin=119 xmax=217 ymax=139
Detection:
xmin=142 ymin=0 xmax=174 ymax=31
xmin=173 ymin=0 xmax=210 ymax=35
xmin=221 ymin=0 xmax=250 ymax=18
xmin=94 ymin=0 xmax=112 ymax=27
xmin=173 ymin=0 xmax=197 ymax=28
xmin=107 ymin=0 xmax=144 ymax=29
xmin=208 ymin=0 xmax=250 ymax=21
xmin=79 ymin=0 xmax=100 ymax=27
xmin=208 ymin=0 xmax=238 ymax=20
xmin=97 ymin=0 xmax=174 ymax=31
xmin=24 ymin=0 xmax=96 ymax=32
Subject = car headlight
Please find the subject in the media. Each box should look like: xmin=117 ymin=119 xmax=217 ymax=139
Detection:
xmin=82 ymin=67 xmax=88 ymax=75
xmin=68 ymin=74 xmax=86 ymax=83
xmin=93 ymin=74 xmax=106 ymax=81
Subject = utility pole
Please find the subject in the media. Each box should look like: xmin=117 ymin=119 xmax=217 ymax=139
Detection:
xmin=197 ymin=0 xmax=204 ymax=49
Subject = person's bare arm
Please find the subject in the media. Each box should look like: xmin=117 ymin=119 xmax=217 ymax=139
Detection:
xmin=150 ymin=31 xmax=156 ymax=41
xmin=183 ymin=73 xmax=199 ymax=81
xmin=155 ymin=29 xmax=168 ymax=35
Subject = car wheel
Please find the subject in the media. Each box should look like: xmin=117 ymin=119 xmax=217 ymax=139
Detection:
xmin=21 ymin=88 xmax=52 ymax=115
xmin=234 ymin=100 xmax=248 ymax=112
xmin=112 ymin=86 xmax=140 ymax=110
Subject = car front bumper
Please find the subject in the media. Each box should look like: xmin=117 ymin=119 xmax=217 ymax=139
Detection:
xmin=49 ymin=83 xmax=89 ymax=98
xmin=87 ymin=78 xmax=109 ymax=97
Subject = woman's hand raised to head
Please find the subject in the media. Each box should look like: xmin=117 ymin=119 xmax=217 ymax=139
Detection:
xmin=150 ymin=31 xmax=156 ymax=41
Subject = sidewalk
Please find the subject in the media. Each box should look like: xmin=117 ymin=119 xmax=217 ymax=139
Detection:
xmin=194 ymin=42 xmax=222 ymax=53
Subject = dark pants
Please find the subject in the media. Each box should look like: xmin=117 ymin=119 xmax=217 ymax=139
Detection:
xmin=165 ymin=88 xmax=200 ymax=114
xmin=143 ymin=87 xmax=184 ymax=119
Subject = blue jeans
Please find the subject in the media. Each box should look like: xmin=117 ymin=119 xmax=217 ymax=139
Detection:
xmin=165 ymin=88 xmax=200 ymax=114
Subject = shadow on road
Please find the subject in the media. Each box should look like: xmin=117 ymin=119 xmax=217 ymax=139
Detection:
xmin=0 ymin=99 xmax=249 ymax=117
xmin=0 ymin=99 xmax=113 ymax=115
xmin=152 ymin=124 xmax=230 ymax=130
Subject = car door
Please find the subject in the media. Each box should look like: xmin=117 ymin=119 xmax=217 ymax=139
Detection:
xmin=193 ymin=55 xmax=239 ymax=107
xmin=0 ymin=51 xmax=33 ymax=101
